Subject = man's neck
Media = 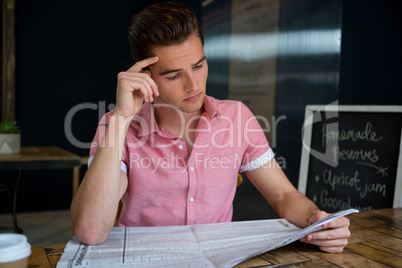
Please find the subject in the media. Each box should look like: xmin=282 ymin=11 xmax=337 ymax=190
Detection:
xmin=154 ymin=104 xmax=204 ymax=138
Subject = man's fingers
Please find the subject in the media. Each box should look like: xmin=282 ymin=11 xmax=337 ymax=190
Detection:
xmin=124 ymin=57 xmax=159 ymax=99
xmin=300 ymin=226 xmax=350 ymax=253
xmin=129 ymin=78 xmax=153 ymax=102
xmin=143 ymin=69 xmax=159 ymax=96
xmin=319 ymin=246 xmax=346 ymax=254
xmin=317 ymin=238 xmax=349 ymax=253
xmin=300 ymin=234 xmax=349 ymax=253
xmin=302 ymin=235 xmax=349 ymax=247
xmin=118 ymin=72 xmax=157 ymax=102
xmin=307 ymin=226 xmax=351 ymax=242
xmin=300 ymin=213 xmax=351 ymax=253
xmin=129 ymin=56 xmax=159 ymax=73
xmin=323 ymin=216 xmax=350 ymax=229
xmin=114 ymin=56 xmax=159 ymax=118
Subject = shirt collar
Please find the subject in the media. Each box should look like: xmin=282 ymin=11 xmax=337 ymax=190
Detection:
xmin=138 ymin=95 xmax=220 ymax=137
xmin=202 ymin=94 xmax=219 ymax=120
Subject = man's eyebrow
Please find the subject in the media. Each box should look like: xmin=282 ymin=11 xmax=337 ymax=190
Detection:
xmin=194 ymin=56 xmax=207 ymax=66
xmin=159 ymin=56 xmax=207 ymax=76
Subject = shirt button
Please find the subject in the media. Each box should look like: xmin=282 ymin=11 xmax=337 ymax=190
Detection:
xmin=178 ymin=144 xmax=183 ymax=150
xmin=190 ymin=166 xmax=194 ymax=171
xmin=189 ymin=197 xmax=195 ymax=202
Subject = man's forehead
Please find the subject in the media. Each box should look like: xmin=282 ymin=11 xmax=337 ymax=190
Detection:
xmin=152 ymin=52 xmax=205 ymax=74
xmin=151 ymin=35 xmax=205 ymax=67
xmin=157 ymin=53 xmax=205 ymax=65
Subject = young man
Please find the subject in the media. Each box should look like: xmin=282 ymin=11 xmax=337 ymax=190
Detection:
xmin=71 ymin=2 xmax=351 ymax=253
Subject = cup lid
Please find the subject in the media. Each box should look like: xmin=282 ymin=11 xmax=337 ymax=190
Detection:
xmin=0 ymin=234 xmax=31 ymax=263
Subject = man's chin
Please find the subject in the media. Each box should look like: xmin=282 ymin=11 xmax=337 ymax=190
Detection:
xmin=154 ymin=94 xmax=204 ymax=114
xmin=181 ymin=96 xmax=205 ymax=114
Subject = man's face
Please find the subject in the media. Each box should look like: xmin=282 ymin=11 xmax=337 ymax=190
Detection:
xmin=149 ymin=34 xmax=208 ymax=114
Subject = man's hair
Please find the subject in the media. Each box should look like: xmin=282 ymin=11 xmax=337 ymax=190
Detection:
xmin=128 ymin=2 xmax=204 ymax=63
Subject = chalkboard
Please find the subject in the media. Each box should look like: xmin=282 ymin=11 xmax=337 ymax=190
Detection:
xmin=298 ymin=105 xmax=402 ymax=212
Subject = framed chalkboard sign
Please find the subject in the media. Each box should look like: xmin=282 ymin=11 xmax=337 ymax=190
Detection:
xmin=298 ymin=105 xmax=402 ymax=212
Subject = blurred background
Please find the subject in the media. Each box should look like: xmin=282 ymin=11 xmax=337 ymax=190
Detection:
xmin=1 ymin=0 xmax=401 ymax=221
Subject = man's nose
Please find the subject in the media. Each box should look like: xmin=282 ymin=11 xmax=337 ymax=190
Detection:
xmin=184 ymin=72 xmax=199 ymax=92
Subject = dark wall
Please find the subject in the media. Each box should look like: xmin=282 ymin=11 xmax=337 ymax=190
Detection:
xmin=273 ymin=0 xmax=402 ymax=218
xmin=273 ymin=0 xmax=402 ymax=200
xmin=4 ymin=0 xmax=401 ymax=213
xmin=339 ymin=0 xmax=402 ymax=105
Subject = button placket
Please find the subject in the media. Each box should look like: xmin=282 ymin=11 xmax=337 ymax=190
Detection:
xmin=186 ymin=157 xmax=197 ymax=225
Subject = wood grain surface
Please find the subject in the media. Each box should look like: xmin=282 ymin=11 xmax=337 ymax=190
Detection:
xmin=29 ymin=208 xmax=402 ymax=267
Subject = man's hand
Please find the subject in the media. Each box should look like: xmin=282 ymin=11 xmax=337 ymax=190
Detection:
xmin=299 ymin=211 xmax=351 ymax=253
xmin=114 ymin=56 xmax=160 ymax=119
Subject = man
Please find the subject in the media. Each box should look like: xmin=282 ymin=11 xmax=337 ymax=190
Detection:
xmin=71 ymin=2 xmax=350 ymax=253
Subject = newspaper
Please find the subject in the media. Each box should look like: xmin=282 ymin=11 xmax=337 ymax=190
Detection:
xmin=57 ymin=208 xmax=358 ymax=268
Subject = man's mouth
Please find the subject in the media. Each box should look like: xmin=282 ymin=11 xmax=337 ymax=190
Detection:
xmin=184 ymin=93 xmax=201 ymax=102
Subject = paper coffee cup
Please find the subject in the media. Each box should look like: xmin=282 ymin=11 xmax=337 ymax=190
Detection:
xmin=0 ymin=234 xmax=31 ymax=268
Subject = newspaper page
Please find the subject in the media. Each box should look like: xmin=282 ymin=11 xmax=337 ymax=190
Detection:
xmin=57 ymin=209 xmax=358 ymax=268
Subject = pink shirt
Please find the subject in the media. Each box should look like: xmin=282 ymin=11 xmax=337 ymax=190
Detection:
xmin=89 ymin=96 xmax=273 ymax=227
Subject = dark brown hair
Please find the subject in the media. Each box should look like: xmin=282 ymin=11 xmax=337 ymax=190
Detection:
xmin=128 ymin=2 xmax=204 ymax=63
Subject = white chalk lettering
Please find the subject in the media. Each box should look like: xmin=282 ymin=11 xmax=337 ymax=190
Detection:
xmin=322 ymin=122 xmax=383 ymax=146
xmin=322 ymin=169 xmax=361 ymax=192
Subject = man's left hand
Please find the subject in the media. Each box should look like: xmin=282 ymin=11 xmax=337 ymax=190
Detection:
xmin=299 ymin=211 xmax=351 ymax=253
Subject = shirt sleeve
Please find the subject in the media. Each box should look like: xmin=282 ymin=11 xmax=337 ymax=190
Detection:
xmin=88 ymin=111 xmax=128 ymax=174
xmin=238 ymin=102 xmax=274 ymax=172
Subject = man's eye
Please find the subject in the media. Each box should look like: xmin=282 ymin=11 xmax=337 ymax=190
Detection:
xmin=168 ymin=74 xmax=179 ymax=80
xmin=194 ymin=64 xmax=203 ymax=70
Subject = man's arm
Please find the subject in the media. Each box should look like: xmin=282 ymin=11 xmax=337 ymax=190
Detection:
xmin=70 ymin=116 xmax=129 ymax=245
xmin=70 ymin=57 xmax=160 ymax=245
xmin=245 ymin=158 xmax=350 ymax=253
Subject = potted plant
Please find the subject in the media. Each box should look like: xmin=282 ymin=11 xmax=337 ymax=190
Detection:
xmin=0 ymin=119 xmax=21 ymax=154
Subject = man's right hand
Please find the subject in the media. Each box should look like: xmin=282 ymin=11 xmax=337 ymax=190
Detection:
xmin=114 ymin=56 xmax=160 ymax=119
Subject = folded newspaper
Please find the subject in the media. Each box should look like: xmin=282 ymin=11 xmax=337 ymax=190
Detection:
xmin=57 ymin=208 xmax=358 ymax=268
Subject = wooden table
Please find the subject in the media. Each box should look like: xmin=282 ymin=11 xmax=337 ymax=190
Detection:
xmin=0 ymin=146 xmax=81 ymax=233
xmin=28 ymin=208 xmax=402 ymax=267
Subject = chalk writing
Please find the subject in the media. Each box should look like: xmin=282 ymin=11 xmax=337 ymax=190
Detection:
xmin=305 ymin=110 xmax=401 ymax=213
xmin=319 ymin=190 xmax=373 ymax=211
xmin=356 ymin=162 xmax=388 ymax=177
xmin=322 ymin=169 xmax=361 ymax=192
xmin=360 ymin=180 xmax=386 ymax=198
xmin=320 ymin=190 xmax=351 ymax=210
xmin=332 ymin=146 xmax=379 ymax=163
xmin=322 ymin=122 xmax=383 ymax=146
